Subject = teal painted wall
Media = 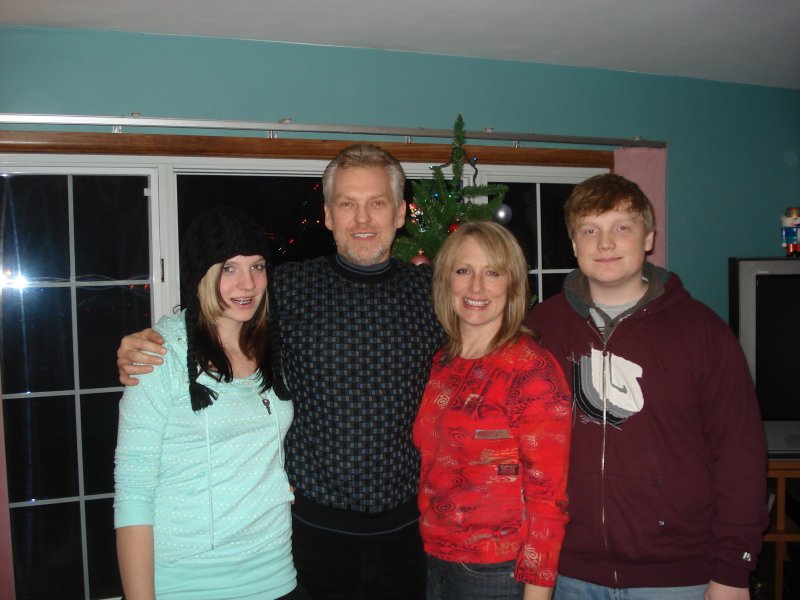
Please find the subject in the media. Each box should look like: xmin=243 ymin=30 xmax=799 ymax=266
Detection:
xmin=2 ymin=26 xmax=799 ymax=318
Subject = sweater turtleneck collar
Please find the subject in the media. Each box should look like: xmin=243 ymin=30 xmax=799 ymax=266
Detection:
xmin=329 ymin=253 xmax=395 ymax=282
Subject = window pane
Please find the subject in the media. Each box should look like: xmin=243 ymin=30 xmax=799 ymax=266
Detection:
xmin=85 ymin=498 xmax=122 ymax=599
xmin=1 ymin=286 xmax=73 ymax=394
xmin=527 ymin=274 xmax=540 ymax=306
xmin=81 ymin=392 xmax=121 ymax=495
xmin=77 ymin=285 xmax=151 ymax=389
xmin=540 ymin=183 xmax=577 ymax=270
xmin=543 ymin=273 xmax=569 ymax=299
xmin=1 ymin=174 xmax=70 ymax=282
xmin=74 ymin=175 xmax=150 ymax=281
xmin=177 ymin=175 xmax=333 ymax=266
xmin=396 ymin=178 xmax=420 ymax=240
xmin=3 ymin=395 xmax=79 ymax=501
xmin=10 ymin=502 xmax=84 ymax=600
xmin=502 ymin=182 xmax=539 ymax=269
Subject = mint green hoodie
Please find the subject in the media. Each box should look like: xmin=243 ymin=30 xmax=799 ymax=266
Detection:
xmin=114 ymin=312 xmax=296 ymax=599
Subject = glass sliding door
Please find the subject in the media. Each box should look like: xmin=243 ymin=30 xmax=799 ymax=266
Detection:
xmin=1 ymin=171 xmax=156 ymax=600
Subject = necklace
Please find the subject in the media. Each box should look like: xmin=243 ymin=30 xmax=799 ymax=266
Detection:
xmin=246 ymin=378 xmax=272 ymax=414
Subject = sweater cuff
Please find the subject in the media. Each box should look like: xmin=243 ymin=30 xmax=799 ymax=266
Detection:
xmin=514 ymin=545 xmax=559 ymax=587
xmin=113 ymin=500 xmax=154 ymax=529
xmin=711 ymin=561 xmax=753 ymax=589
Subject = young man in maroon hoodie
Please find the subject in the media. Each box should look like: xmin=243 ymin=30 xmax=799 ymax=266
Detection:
xmin=525 ymin=174 xmax=768 ymax=600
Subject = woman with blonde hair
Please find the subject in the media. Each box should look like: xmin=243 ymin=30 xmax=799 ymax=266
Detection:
xmin=414 ymin=220 xmax=572 ymax=600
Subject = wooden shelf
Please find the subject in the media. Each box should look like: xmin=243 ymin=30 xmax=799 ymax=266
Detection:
xmin=764 ymin=528 xmax=800 ymax=543
xmin=764 ymin=459 xmax=800 ymax=599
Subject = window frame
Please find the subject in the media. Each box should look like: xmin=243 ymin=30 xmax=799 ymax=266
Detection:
xmin=472 ymin=165 xmax=608 ymax=299
xmin=0 ymin=163 xmax=159 ymax=600
xmin=0 ymin=133 xmax=613 ymax=600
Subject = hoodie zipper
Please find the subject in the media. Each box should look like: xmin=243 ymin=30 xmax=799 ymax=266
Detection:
xmin=589 ymin=319 xmax=619 ymax=586
xmin=600 ymin=346 xmax=617 ymax=586
xmin=593 ymin=306 xmax=650 ymax=585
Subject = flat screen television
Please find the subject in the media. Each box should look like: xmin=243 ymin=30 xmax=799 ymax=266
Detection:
xmin=729 ymin=257 xmax=800 ymax=456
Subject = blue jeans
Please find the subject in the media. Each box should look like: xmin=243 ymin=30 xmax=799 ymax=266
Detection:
xmin=554 ymin=575 xmax=707 ymax=600
xmin=426 ymin=554 xmax=524 ymax=600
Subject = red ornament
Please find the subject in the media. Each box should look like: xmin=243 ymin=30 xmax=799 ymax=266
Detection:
xmin=410 ymin=251 xmax=431 ymax=266
xmin=448 ymin=222 xmax=460 ymax=233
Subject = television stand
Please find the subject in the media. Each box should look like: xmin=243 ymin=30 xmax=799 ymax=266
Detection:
xmin=764 ymin=459 xmax=800 ymax=599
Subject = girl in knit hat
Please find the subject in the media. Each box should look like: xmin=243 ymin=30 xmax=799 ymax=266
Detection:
xmin=114 ymin=207 xmax=306 ymax=600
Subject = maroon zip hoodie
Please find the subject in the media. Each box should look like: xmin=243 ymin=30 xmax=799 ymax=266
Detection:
xmin=525 ymin=263 xmax=768 ymax=589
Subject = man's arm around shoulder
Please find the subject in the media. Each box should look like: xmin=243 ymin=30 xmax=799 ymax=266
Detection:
xmin=117 ymin=329 xmax=166 ymax=386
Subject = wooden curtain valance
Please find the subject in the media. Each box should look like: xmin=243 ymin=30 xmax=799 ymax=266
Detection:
xmin=0 ymin=131 xmax=613 ymax=169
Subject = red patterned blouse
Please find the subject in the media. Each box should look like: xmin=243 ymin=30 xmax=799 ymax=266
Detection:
xmin=413 ymin=334 xmax=572 ymax=586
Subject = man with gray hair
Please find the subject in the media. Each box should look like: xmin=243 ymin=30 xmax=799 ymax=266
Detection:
xmin=117 ymin=143 xmax=444 ymax=599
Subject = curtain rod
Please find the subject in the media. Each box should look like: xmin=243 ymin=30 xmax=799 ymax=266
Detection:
xmin=0 ymin=113 xmax=666 ymax=149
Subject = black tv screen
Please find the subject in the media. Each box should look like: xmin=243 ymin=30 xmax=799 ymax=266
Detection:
xmin=729 ymin=257 xmax=800 ymax=423
xmin=754 ymin=273 xmax=800 ymax=420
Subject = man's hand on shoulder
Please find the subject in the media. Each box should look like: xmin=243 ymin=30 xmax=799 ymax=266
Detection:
xmin=117 ymin=328 xmax=166 ymax=386
xmin=704 ymin=580 xmax=750 ymax=600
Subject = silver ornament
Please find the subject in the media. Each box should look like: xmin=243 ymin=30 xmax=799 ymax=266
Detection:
xmin=493 ymin=203 xmax=512 ymax=224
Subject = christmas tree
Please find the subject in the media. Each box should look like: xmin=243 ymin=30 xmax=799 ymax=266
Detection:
xmin=392 ymin=115 xmax=508 ymax=263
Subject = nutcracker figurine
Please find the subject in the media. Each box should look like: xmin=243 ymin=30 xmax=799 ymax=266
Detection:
xmin=781 ymin=207 xmax=800 ymax=257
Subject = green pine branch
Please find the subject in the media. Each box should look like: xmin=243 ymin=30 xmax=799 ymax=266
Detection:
xmin=392 ymin=114 xmax=508 ymax=262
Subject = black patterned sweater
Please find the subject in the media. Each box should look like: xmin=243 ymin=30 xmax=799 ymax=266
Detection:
xmin=273 ymin=255 xmax=445 ymax=527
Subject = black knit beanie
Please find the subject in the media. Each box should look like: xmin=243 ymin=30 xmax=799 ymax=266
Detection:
xmin=180 ymin=207 xmax=271 ymax=411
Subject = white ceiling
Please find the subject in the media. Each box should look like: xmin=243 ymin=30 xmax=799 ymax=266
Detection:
xmin=3 ymin=0 xmax=800 ymax=90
